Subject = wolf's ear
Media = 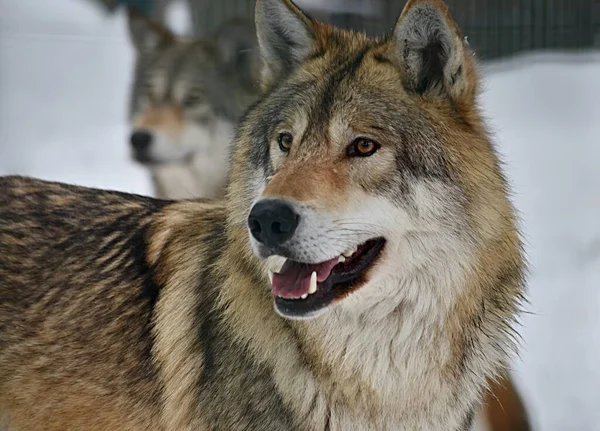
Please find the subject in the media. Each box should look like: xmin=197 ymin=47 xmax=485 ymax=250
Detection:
xmin=215 ymin=21 xmax=262 ymax=88
xmin=389 ymin=0 xmax=475 ymax=102
xmin=255 ymin=0 xmax=317 ymax=88
xmin=127 ymin=7 xmax=175 ymax=53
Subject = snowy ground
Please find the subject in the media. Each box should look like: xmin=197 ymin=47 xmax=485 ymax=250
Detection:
xmin=1 ymin=1 xmax=599 ymax=430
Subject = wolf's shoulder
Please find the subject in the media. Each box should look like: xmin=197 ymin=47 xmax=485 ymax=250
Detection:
xmin=0 ymin=175 xmax=227 ymax=266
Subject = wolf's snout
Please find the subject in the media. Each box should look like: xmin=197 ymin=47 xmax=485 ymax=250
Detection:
xmin=130 ymin=130 xmax=152 ymax=153
xmin=248 ymin=199 xmax=299 ymax=247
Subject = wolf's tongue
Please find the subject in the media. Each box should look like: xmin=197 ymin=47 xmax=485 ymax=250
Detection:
xmin=271 ymin=257 xmax=339 ymax=298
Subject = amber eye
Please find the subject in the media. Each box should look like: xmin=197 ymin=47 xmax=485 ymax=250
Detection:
xmin=183 ymin=92 xmax=203 ymax=108
xmin=348 ymin=138 xmax=379 ymax=157
xmin=277 ymin=132 xmax=293 ymax=153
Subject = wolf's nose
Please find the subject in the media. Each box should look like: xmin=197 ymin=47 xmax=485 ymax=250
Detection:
xmin=130 ymin=131 xmax=152 ymax=152
xmin=248 ymin=199 xmax=300 ymax=247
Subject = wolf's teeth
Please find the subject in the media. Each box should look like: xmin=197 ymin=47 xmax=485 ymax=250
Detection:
xmin=301 ymin=293 xmax=308 ymax=299
xmin=268 ymin=270 xmax=273 ymax=284
xmin=308 ymin=271 xmax=317 ymax=294
xmin=338 ymin=255 xmax=346 ymax=263
xmin=342 ymin=247 xmax=356 ymax=257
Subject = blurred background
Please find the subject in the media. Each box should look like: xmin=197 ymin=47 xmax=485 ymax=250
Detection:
xmin=0 ymin=0 xmax=599 ymax=429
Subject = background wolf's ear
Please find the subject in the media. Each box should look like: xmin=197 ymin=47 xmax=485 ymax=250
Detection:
xmin=127 ymin=7 xmax=175 ymax=53
xmin=255 ymin=0 xmax=317 ymax=88
xmin=389 ymin=0 xmax=476 ymax=102
xmin=215 ymin=21 xmax=262 ymax=89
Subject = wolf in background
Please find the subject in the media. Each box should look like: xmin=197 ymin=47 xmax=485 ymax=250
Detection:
xmin=127 ymin=8 xmax=260 ymax=199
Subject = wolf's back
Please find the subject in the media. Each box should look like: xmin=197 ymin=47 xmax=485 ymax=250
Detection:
xmin=0 ymin=175 xmax=169 ymax=300
xmin=0 ymin=176 xmax=169 ymax=429
xmin=0 ymin=175 xmax=169 ymax=333
xmin=0 ymin=176 xmax=276 ymax=430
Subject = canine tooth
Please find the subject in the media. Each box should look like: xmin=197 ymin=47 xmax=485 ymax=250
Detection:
xmin=338 ymin=255 xmax=346 ymax=263
xmin=301 ymin=293 xmax=308 ymax=299
xmin=308 ymin=271 xmax=317 ymax=294
xmin=342 ymin=247 xmax=356 ymax=257
xmin=268 ymin=270 xmax=273 ymax=284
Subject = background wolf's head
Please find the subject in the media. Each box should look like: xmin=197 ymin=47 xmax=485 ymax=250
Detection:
xmin=127 ymin=9 xmax=259 ymax=168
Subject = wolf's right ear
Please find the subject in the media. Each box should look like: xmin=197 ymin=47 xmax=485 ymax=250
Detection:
xmin=215 ymin=21 xmax=262 ymax=89
xmin=389 ymin=0 xmax=476 ymax=103
xmin=127 ymin=7 xmax=175 ymax=53
xmin=255 ymin=0 xmax=317 ymax=89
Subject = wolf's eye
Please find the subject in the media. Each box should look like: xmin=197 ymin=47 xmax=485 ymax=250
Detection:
xmin=277 ymin=132 xmax=293 ymax=153
xmin=348 ymin=138 xmax=379 ymax=157
xmin=183 ymin=92 xmax=203 ymax=108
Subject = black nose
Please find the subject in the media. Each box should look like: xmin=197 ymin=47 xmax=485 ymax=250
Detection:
xmin=248 ymin=199 xmax=300 ymax=247
xmin=130 ymin=130 xmax=152 ymax=152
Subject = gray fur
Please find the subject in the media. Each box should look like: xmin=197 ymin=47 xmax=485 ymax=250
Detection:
xmin=255 ymin=0 xmax=316 ymax=85
xmin=391 ymin=3 xmax=467 ymax=96
xmin=127 ymin=10 xmax=261 ymax=199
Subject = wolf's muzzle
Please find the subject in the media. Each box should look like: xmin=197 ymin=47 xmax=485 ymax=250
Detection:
xmin=248 ymin=199 xmax=299 ymax=248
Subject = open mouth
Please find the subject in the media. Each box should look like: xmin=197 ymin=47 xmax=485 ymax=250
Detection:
xmin=270 ymin=238 xmax=386 ymax=319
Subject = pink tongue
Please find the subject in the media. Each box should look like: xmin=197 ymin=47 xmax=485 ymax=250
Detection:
xmin=272 ymin=257 xmax=339 ymax=299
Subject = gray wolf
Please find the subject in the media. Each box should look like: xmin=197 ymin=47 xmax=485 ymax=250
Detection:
xmin=127 ymin=8 xmax=260 ymax=199
xmin=0 ymin=0 xmax=526 ymax=429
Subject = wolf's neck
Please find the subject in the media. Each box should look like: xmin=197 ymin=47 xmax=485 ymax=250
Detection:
xmin=151 ymin=165 xmax=206 ymax=200
xmin=294 ymin=278 xmax=462 ymax=423
xmin=301 ymin=280 xmax=492 ymax=430
xmin=223 ymin=266 xmax=481 ymax=428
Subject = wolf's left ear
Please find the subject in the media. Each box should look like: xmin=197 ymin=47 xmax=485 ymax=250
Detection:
xmin=389 ymin=0 xmax=476 ymax=102
xmin=127 ymin=7 xmax=175 ymax=53
xmin=255 ymin=0 xmax=317 ymax=89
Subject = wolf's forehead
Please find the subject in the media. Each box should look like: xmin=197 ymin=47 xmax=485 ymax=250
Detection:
xmin=145 ymin=44 xmax=213 ymax=84
xmin=277 ymin=55 xmax=407 ymax=136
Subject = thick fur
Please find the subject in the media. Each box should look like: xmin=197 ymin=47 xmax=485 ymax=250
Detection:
xmin=227 ymin=0 xmax=525 ymax=427
xmin=0 ymin=176 xmax=296 ymax=431
xmin=0 ymin=178 xmax=167 ymax=430
xmin=128 ymin=8 xmax=260 ymax=199
xmin=0 ymin=0 xmax=525 ymax=429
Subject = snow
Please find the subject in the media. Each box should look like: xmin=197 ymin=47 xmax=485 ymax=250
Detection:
xmin=0 ymin=0 xmax=151 ymax=194
xmin=1 ymin=1 xmax=599 ymax=430
xmin=484 ymin=52 xmax=600 ymax=431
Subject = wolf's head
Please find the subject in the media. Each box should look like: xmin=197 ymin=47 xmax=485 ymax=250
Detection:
xmin=228 ymin=0 xmax=520 ymax=321
xmin=127 ymin=8 xmax=259 ymax=166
